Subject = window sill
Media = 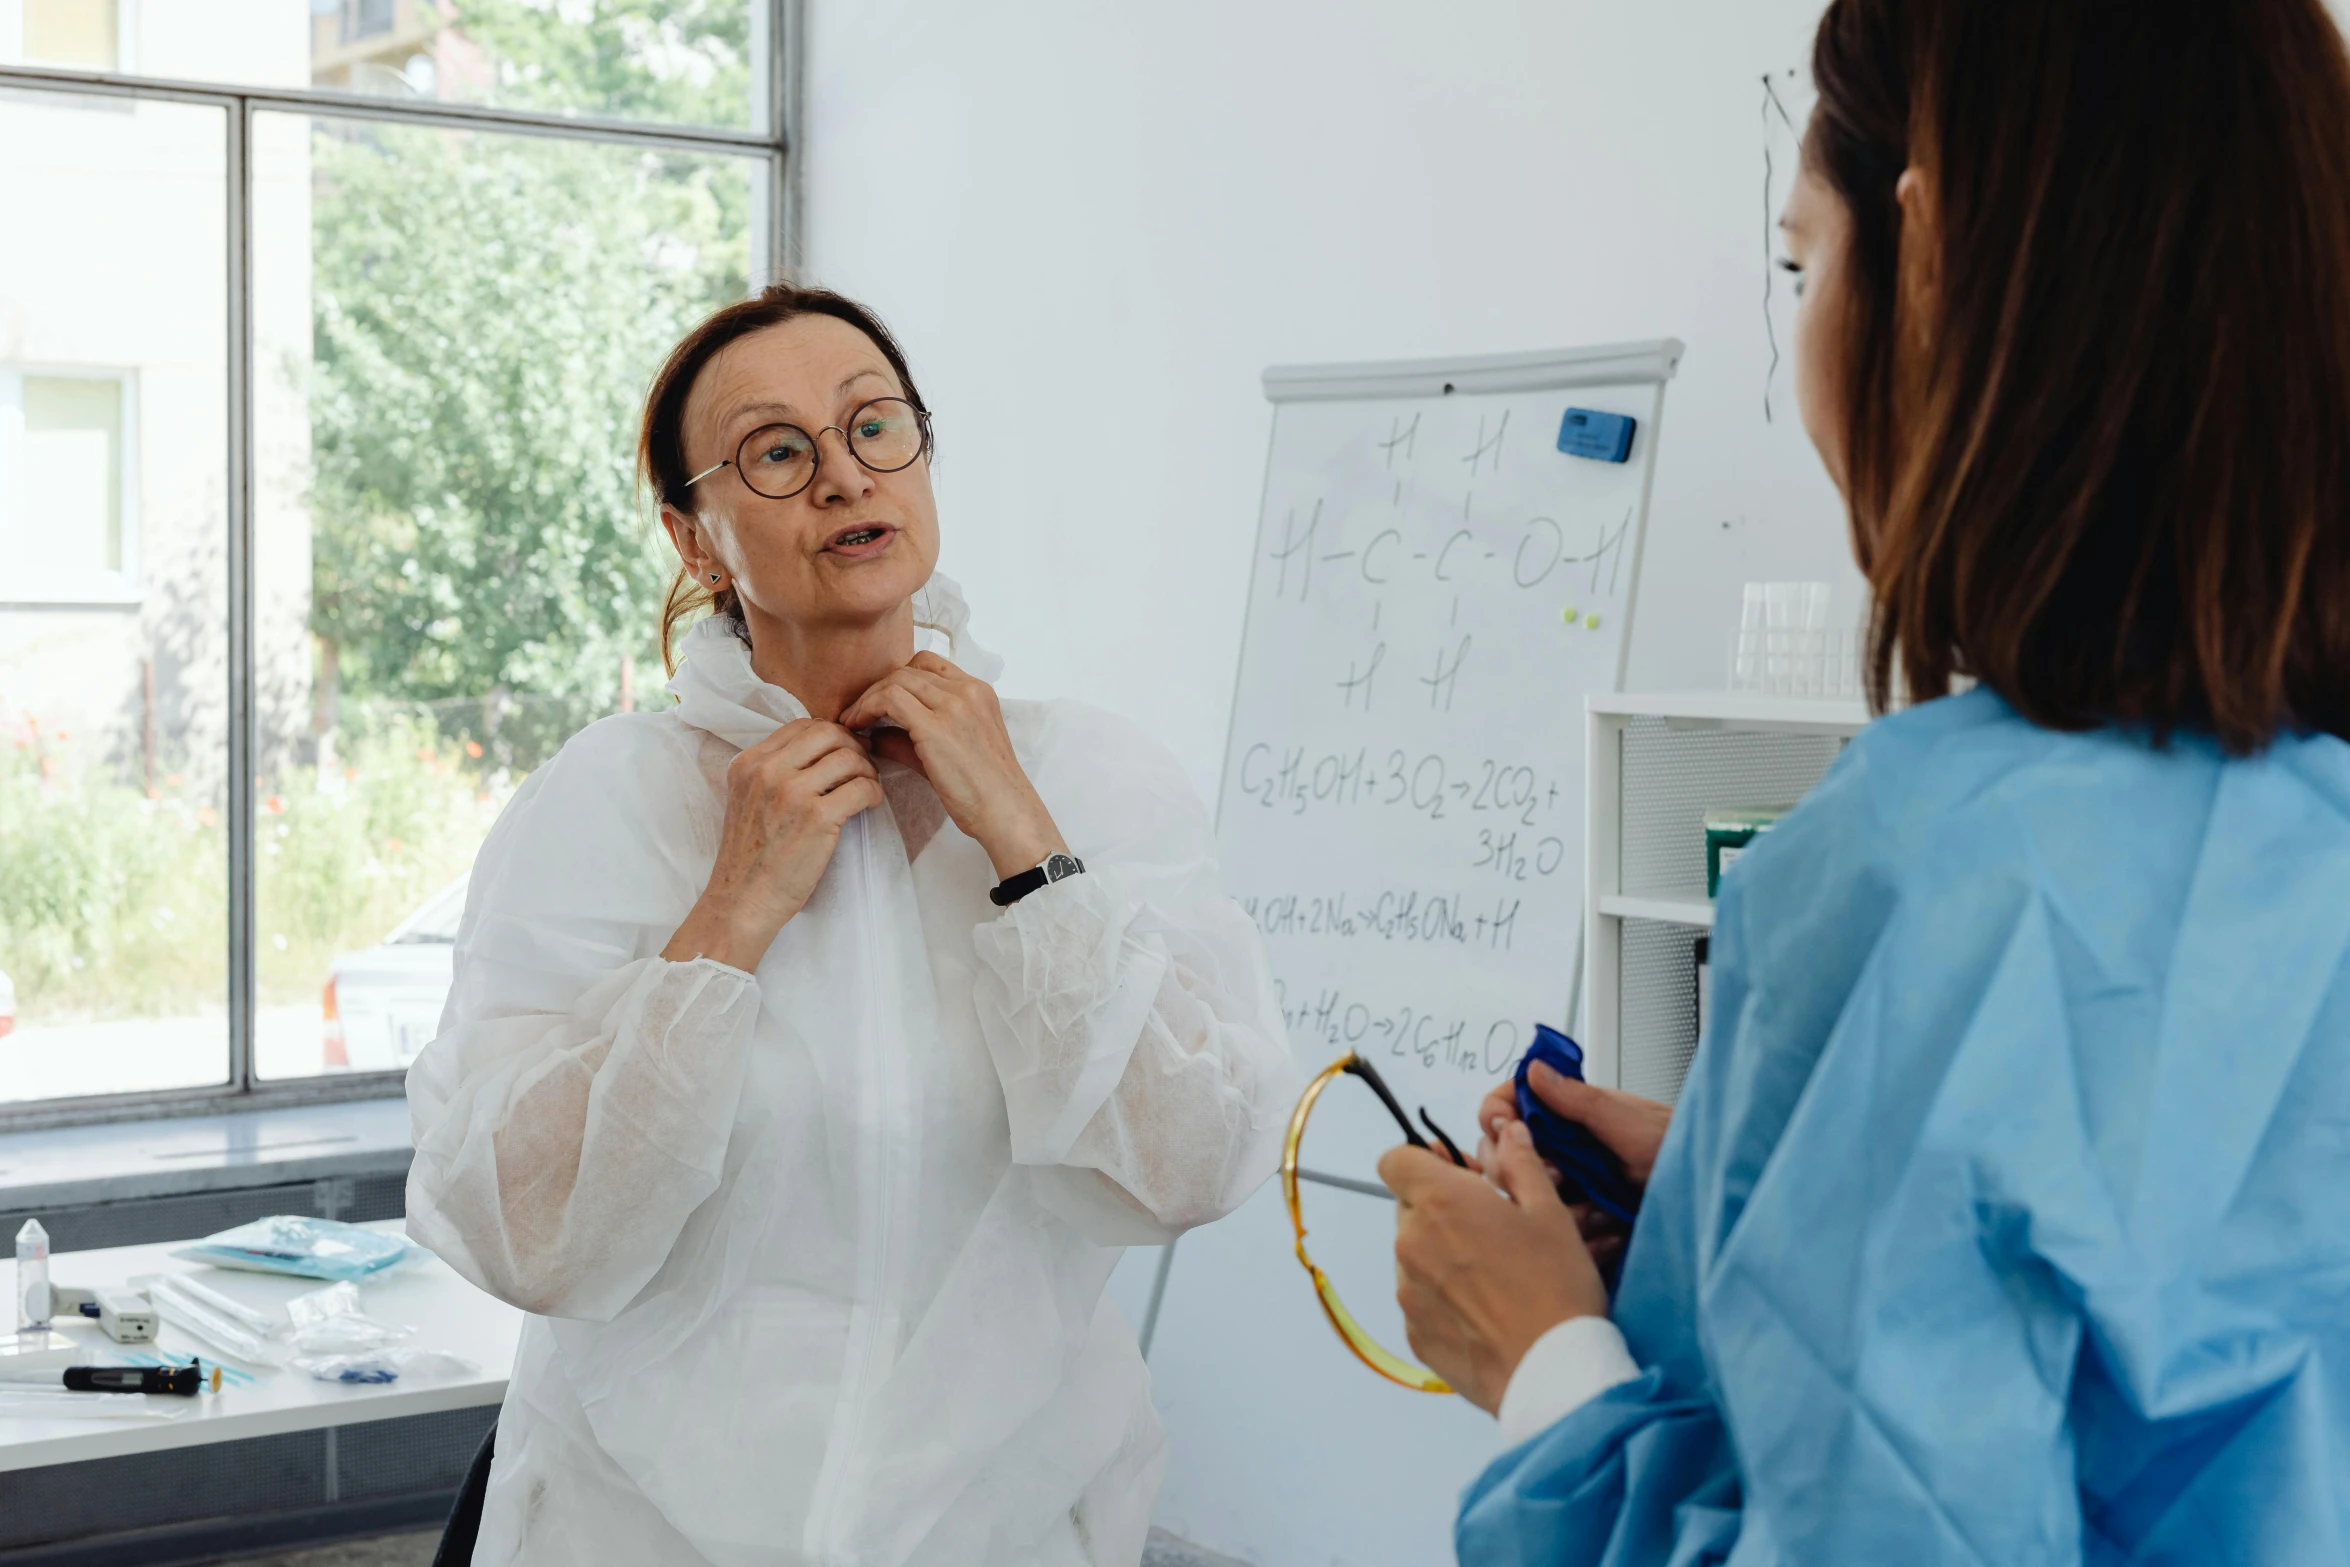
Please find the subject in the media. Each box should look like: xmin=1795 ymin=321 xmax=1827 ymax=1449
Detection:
xmin=0 ymin=576 xmax=146 ymax=610
xmin=0 ymin=1090 xmax=411 ymax=1213
xmin=0 ymin=1070 xmax=408 ymax=1134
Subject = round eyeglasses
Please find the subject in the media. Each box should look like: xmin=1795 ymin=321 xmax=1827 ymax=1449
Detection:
xmin=1283 ymin=1052 xmax=1467 ymax=1396
xmin=685 ymin=397 xmax=930 ymax=500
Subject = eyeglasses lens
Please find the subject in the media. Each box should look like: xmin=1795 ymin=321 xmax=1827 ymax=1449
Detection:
xmin=737 ymin=424 xmax=818 ymax=498
xmin=733 ymin=398 xmax=925 ymax=500
xmin=846 ymin=398 xmax=924 ymax=472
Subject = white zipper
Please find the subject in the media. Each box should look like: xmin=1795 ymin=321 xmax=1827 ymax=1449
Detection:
xmin=804 ymin=812 xmax=902 ymax=1564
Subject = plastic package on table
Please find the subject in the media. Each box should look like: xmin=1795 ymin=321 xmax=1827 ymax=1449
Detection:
xmin=282 ymin=1281 xmax=478 ymax=1386
xmin=132 ymin=1274 xmax=285 ymax=1367
xmin=171 ymin=1216 xmax=422 ymax=1282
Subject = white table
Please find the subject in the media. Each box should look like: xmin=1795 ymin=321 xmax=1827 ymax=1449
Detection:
xmin=0 ymin=1219 xmax=521 ymax=1473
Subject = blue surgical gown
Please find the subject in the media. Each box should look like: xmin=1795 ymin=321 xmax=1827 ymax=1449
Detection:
xmin=1460 ymin=689 xmax=2350 ymax=1565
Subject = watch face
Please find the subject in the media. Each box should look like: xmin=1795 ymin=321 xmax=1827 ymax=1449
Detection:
xmin=1043 ymin=853 xmax=1081 ymax=881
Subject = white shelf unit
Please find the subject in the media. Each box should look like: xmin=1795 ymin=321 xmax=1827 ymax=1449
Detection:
xmin=1583 ymin=691 xmax=1871 ymax=1102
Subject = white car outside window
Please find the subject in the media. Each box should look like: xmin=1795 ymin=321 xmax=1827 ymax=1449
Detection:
xmin=324 ymin=876 xmax=467 ymax=1072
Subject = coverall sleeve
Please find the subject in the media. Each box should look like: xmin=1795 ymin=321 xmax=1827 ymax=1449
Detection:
xmin=405 ymin=721 xmax=760 ymax=1321
xmin=970 ymin=704 xmax=1302 ymax=1242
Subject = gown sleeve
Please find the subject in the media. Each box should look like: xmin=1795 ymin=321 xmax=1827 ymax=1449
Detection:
xmin=969 ymin=704 xmax=1302 ymax=1243
xmin=1455 ymin=724 xmax=1910 ymax=1567
xmin=1450 ymin=1019 xmax=1745 ymax=1567
xmin=1459 ymin=697 xmax=2350 ymax=1566
xmin=405 ymin=719 xmax=761 ymax=1322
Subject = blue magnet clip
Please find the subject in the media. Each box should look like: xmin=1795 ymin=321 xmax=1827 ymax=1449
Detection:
xmin=1557 ymin=407 xmax=1636 ymax=464
xmin=1515 ymin=1024 xmax=1638 ymax=1226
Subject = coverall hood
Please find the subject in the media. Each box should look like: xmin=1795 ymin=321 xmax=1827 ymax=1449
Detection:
xmin=666 ymin=571 xmax=1004 ymax=749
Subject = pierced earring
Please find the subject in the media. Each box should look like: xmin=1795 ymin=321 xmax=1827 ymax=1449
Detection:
xmin=707 ymin=573 xmax=721 ymax=583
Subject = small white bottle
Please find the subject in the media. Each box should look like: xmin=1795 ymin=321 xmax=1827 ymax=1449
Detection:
xmin=15 ymin=1218 xmax=49 ymax=1334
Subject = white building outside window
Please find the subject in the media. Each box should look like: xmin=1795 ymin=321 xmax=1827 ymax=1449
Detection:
xmin=0 ymin=1 xmax=788 ymax=1120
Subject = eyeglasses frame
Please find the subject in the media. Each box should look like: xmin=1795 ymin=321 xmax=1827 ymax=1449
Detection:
xmin=683 ymin=395 xmax=932 ymax=499
xmin=1281 ymin=1052 xmax=1467 ymax=1396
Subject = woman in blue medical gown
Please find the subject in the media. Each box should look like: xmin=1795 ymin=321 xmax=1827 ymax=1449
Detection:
xmin=1378 ymin=1 xmax=2350 ymax=1561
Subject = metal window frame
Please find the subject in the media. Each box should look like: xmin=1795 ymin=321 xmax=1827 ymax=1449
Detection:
xmin=0 ymin=1 xmax=798 ymax=1133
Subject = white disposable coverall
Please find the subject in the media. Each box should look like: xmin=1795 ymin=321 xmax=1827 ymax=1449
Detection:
xmin=406 ymin=577 xmax=1297 ymax=1567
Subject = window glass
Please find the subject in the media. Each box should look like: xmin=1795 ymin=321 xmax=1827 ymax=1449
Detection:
xmin=20 ymin=0 xmax=117 ymax=69
xmin=10 ymin=2 xmax=766 ymax=131
xmin=19 ymin=376 xmax=126 ymax=576
xmin=0 ymin=93 xmax=230 ymax=1105
xmin=252 ymin=111 xmax=753 ymax=1079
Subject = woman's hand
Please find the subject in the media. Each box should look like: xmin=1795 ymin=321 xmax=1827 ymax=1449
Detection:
xmin=838 ymin=651 xmax=1067 ymax=878
xmin=1477 ymin=1064 xmax=1673 ymax=1276
xmin=662 ymin=719 xmax=883 ymax=971
xmin=1479 ymin=1063 xmax=1674 ymax=1191
xmin=1380 ymin=1121 xmax=1611 ymax=1416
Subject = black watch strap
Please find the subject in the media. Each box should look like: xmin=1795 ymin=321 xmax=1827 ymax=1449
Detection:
xmin=990 ymin=852 xmax=1085 ymax=907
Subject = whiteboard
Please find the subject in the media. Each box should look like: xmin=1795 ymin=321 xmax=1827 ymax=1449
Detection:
xmin=1142 ymin=341 xmax=1681 ymax=1567
xmin=1221 ymin=340 xmax=1678 ymax=1168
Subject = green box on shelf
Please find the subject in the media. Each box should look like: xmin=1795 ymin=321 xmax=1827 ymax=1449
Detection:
xmin=1705 ymin=806 xmax=1790 ymax=897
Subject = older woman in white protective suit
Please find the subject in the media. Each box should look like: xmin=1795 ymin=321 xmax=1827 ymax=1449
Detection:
xmin=404 ymin=284 xmax=1299 ymax=1567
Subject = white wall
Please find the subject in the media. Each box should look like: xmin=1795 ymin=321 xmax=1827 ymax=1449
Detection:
xmin=803 ymin=0 xmax=1857 ymax=808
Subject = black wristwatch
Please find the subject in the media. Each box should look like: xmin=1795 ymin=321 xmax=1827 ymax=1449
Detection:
xmin=990 ymin=852 xmax=1086 ymax=907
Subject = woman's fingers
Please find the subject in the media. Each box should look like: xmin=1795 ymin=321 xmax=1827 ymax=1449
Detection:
xmin=903 ymin=652 xmax=987 ymax=707
xmin=1488 ymin=1122 xmax=1567 ymax=1215
xmin=1478 ymin=1080 xmax=1522 ymax=1142
xmin=850 ymin=654 xmax=994 ymax=727
xmin=1377 ymin=1143 xmax=1449 ymax=1205
xmin=734 ymin=716 xmax=815 ymax=766
xmin=876 ymin=662 xmax=961 ymax=705
xmin=840 ymin=676 xmax=936 ymax=734
xmin=758 ymin=719 xmax=866 ymax=769
xmin=818 ymin=776 xmax=886 ymax=823
xmin=1525 ymin=1061 xmax=1673 ymax=1185
xmin=794 ymin=744 xmax=879 ymax=798
xmin=730 ymin=722 xmax=863 ymax=796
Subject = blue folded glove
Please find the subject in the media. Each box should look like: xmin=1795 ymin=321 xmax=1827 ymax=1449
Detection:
xmin=1515 ymin=1025 xmax=1638 ymax=1226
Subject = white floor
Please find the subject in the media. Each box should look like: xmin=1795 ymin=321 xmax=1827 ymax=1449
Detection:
xmin=223 ymin=1528 xmax=1246 ymax=1566
xmin=231 ymin=1534 xmax=437 ymax=1567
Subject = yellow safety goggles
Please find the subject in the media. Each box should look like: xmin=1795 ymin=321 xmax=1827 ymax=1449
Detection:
xmin=1281 ymin=1052 xmax=1467 ymax=1396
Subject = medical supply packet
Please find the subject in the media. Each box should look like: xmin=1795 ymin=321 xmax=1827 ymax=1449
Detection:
xmin=172 ymin=1216 xmax=420 ymax=1282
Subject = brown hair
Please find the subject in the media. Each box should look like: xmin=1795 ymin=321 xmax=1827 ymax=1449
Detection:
xmin=1811 ymin=0 xmax=2350 ymax=750
xmin=640 ymin=283 xmax=931 ymax=673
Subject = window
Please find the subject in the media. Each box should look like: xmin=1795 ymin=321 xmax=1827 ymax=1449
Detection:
xmin=0 ymin=94 xmax=229 ymax=1109
xmin=23 ymin=378 xmax=125 ymax=574
xmin=2 ymin=372 xmax=135 ymax=595
xmin=20 ymin=0 xmax=117 ymax=70
xmin=0 ymin=6 xmax=791 ymax=1121
xmin=252 ymin=114 xmax=755 ymax=1083
xmin=337 ymin=0 xmax=396 ymax=47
